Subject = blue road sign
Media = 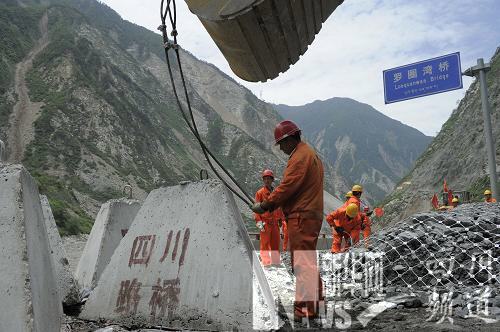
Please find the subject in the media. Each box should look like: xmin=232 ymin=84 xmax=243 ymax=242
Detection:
xmin=383 ymin=52 xmax=463 ymax=104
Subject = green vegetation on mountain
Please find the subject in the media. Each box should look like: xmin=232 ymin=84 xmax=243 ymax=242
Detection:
xmin=1 ymin=0 xmax=289 ymax=234
xmin=0 ymin=4 xmax=43 ymax=125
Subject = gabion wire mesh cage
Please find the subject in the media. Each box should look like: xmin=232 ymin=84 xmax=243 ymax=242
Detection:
xmin=322 ymin=203 xmax=499 ymax=297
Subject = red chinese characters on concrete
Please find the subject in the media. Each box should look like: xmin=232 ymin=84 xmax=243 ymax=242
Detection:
xmin=129 ymin=235 xmax=156 ymax=267
xmin=115 ymin=278 xmax=142 ymax=315
xmin=117 ymin=229 xmax=190 ymax=318
xmin=159 ymin=228 xmax=190 ymax=271
xmin=148 ymin=277 xmax=181 ymax=320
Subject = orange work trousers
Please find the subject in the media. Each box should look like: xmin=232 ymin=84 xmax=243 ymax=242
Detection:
xmin=282 ymin=221 xmax=289 ymax=251
xmin=259 ymin=221 xmax=281 ymax=266
xmin=287 ymin=217 xmax=324 ymax=320
xmin=332 ymin=228 xmax=360 ymax=253
xmin=363 ymin=225 xmax=371 ymax=248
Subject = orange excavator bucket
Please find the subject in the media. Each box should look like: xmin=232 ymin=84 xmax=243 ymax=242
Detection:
xmin=184 ymin=0 xmax=344 ymax=82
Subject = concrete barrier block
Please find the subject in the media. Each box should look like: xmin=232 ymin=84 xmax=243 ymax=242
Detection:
xmin=40 ymin=195 xmax=81 ymax=305
xmin=76 ymin=198 xmax=141 ymax=289
xmin=81 ymin=180 xmax=276 ymax=331
xmin=0 ymin=164 xmax=62 ymax=332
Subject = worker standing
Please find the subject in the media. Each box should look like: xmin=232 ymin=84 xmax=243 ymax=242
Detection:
xmin=254 ymin=169 xmax=285 ymax=266
xmin=251 ymin=120 xmax=324 ymax=323
xmin=344 ymin=191 xmax=353 ymax=203
xmin=282 ymin=219 xmax=289 ymax=251
xmin=484 ymin=190 xmax=497 ymax=203
xmin=326 ymin=204 xmax=362 ymax=253
xmin=348 ymin=184 xmax=363 ymax=207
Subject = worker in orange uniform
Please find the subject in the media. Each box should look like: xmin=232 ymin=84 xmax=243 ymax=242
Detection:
xmin=344 ymin=191 xmax=353 ymax=204
xmin=484 ymin=190 xmax=497 ymax=203
xmin=254 ymin=169 xmax=285 ymax=266
xmin=326 ymin=203 xmax=362 ymax=253
xmin=251 ymin=120 xmax=324 ymax=323
xmin=346 ymin=184 xmax=371 ymax=245
xmin=348 ymin=184 xmax=363 ymax=206
xmin=282 ymin=218 xmax=289 ymax=251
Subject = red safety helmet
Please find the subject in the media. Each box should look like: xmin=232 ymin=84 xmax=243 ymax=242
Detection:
xmin=274 ymin=120 xmax=301 ymax=144
xmin=262 ymin=169 xmax=274 ymax=178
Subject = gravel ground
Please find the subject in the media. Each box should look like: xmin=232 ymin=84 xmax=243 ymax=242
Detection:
xmin=61 ymin=203 xmax=500 ymax=331
xmin=62 ymin=234 xmax=89 ymax=273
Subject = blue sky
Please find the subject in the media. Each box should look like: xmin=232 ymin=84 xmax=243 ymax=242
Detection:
xmin=100 ymin=0 xmax=500 ymax=136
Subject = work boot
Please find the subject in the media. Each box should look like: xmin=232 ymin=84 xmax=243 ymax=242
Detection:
xmin=293 ymin=315 xmax=323 ymax=330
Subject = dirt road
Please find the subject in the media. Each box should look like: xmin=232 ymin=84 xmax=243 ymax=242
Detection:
xmin=7 ymin=11 xmax=49 ymax=163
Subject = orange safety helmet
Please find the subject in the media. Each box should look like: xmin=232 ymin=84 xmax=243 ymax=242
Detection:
xmin=262 ymin=169 xmax=274 ymax=178
xmin=274 ymin=120 xmax=301 ymax=144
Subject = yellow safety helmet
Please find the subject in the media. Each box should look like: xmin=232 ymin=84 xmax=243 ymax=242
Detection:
xmin=452 ymin=197 xmax=459 ymax=203
xmin=352 ymin=184 xmax=363 ymax=193
xmin=484 ymin=189 xmax=492 ymax=195
xmin=351 ymin=184 xmax=363 ymax=193
xmin=346 ymin=203 xmax=359 ymax=218
xmin=345 ymin=191 xmax=353 ymax=199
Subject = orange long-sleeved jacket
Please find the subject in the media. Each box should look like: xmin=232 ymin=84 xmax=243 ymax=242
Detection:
xmin=341 ymin=195 xmax=371 ymax=231
xmin=326 ymin=207 xmax=362 ymax=231
xmin=345 ymin=196 xmax=360 ymax=208
xmin=266 ymin=142 xmax=324 ymax=219
xmin=254 ymin=186 xmax=285 ymax=223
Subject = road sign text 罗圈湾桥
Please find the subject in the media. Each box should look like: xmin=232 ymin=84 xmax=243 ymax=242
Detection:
xmin=383 ymin=52 xmax=463 ymax=104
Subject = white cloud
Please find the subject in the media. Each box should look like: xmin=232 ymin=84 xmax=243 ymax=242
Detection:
xmin=100 ymin=0 xmax=499 ymax=136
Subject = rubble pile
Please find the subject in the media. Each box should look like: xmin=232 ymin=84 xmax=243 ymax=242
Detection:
xmin=316 ymin=202 xmax=500 ymax=321
xmin=365 ymin=203 xmax=499 ymax=290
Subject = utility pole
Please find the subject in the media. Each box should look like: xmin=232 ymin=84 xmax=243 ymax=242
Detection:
xmin=463 ymin=58 xmax=498 ymax=200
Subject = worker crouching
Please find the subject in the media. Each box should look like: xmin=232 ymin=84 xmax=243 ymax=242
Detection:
xmin=326 ymin=203 xmax=362 ymax=253
xmin=254 ymin=169 xmax=285 ymax=266
xmin=344 ymin=185 xmax=371 ymax=247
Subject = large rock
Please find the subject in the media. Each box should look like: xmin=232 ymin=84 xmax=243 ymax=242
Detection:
xmin=0 ymin=164 xmax=62 ymax=331
xmin=81 ymin=180 xmax=276 ymax=331
xmin=40 ymin=195 xmax=80 ymax=305
xmin=76 ymin=198 xmax=141 ymax=289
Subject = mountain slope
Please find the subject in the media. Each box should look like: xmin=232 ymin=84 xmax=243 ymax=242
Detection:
xmin=276 ymin=98 xmax=432 ymax=203
xmin=381 ymin=47 xmax=500 ymax=225
xmin=0 ymin=0 xmax=342 ymax=233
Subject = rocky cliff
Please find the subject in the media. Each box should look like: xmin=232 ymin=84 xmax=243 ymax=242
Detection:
xmin=381 ymin=47 xmax=500 ymax=226
xmin=0 ymin=0 xmax=339 ymax=233
xmin=276 ymin=98 xmax=432 ymax=204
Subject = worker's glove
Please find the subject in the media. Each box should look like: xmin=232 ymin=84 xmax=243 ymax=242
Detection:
xmin=250 ymin=202 xmax=266 ymax=214
xmin=334 ymin=226 xmax=345 ymax=234
xmin=256 ymin=221 xmax=265 ymax=232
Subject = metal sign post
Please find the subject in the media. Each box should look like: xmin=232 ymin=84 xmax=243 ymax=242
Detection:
xmin=463 ymin=58 xmax=499 ymax=200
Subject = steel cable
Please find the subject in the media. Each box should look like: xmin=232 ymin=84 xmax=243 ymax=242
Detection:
xmin=159 ymin=0 xmax=255 ymax=205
